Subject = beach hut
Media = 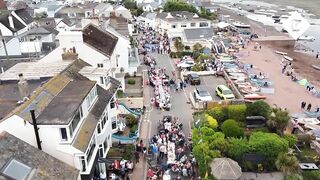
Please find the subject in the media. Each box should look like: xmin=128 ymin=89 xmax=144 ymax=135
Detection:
xmin=210 ymin=158 xmax=242 ymax=180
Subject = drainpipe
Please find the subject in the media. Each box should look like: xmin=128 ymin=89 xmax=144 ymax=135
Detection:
xmin=30 ymin=110 xmax=42 ymax=150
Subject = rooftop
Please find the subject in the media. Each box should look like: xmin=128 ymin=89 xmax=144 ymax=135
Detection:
xmin=14 ymin=9 xmax=33 ymax=24
xmin=184 ymin=27 xmax=214 ymax=41
xmin=0 ymin=131 xmax=79 ymax=179
xmin=82 ymin=24 xmax=118 ymax=57
xmin=11 ymin=59 xmax=93 ymax=125
xmin=157 ymin=11 xmax=208 ymax=22
xmin=0 ymin=10 xmax=25 ymax=32
xmin=0 ymin=61 xmax=72 ymax=81
xmin=72 ymin=79 xmax=120 ymax=152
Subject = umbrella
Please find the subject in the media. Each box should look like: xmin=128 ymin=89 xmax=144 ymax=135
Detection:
xmin=298 ymin=79 xmax=309 ymax=87
xmin=210 ymin=158 xmax=242 ymax=180
xmin=217 ymin=22 xmax=230 ymax=29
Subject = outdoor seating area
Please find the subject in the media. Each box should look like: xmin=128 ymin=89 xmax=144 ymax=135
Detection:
xmin=146 ymin=115 xmax=196 ymax=180
xmin=149 ymin=68 xmax=172 ymax=111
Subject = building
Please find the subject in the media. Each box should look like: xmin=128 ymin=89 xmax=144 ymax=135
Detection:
xmin=32 ymin=1 xmax=64 ymax=18
xmin=182 ymin=27 xmax=213 ymax=48
xmin=0 ymin=131 xmax=79 ymax=179
xmin=55 ymin=18 xmax=77 ymax=32
xmin=114 ymin=5 xmax=132 ymax=20
xmin=156 ymin=11 xmax=212 ymax=39
xmin=0 ymin=59 xmax=121 ymax=179
xmin=0 ymin=9 xmax=34 ymax=36
xmin=39 ymin=24 xmax=136 ymax=89
xmin=94 ymin=3 xmax=114 ymax=18
xmin=138 ymin=12 xmax=157 ymax=30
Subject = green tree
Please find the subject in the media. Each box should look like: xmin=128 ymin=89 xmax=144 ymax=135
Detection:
xmin=174 ymin=38 xmax=184 ymax=52
xmin=249 ymin=132 xmax=289 ymax=169
xmin=123 ymin=0 xmax=137 ymax=10
xmin=275 ymin=153 xmax=300 ymax=176
xmin=267 ymin=108 xmax=290 ymax=135
xmin=207 ymin=106 xmax=228 ymax=123
xmin=227 ymin=104 xmax=247 ymax=123
xmin=221 ymin=119 xmax=244 ymax=138
xmin=246 ymin=100 xmax=271 ymax=118
xmin=205 ymin=114 xmax=218 ymax=129
xmin=228 ymin=138 xmax=250 ymax=160
xmin=163 ymin=0 xmax=198 ymax=13
xmin=34 ymin=12 xmax=48 ymax=21
xmin=283 ymin=134 xmax=297 ymax=148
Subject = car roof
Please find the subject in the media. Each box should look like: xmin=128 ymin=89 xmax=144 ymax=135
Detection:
xmin=190 ymin=73 xmax=199 ymax=77
xmin=217 ymin=85 xmax=230 ymax=90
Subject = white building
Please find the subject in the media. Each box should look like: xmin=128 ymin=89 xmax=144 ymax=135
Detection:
xmin=114 ymin=5 xmax=132 ymax=20
xmin=138 ymin=12 xmax=157 ymax=30
xmin=0 ymin=9 xmax=34 ymax=37
xmin=41 ymin=24 xmax=136 ymax=89
xmin=0 ymin=60 xmax=121 ymax=179
xmin=156 ymin=11 xmax=212 ymax=39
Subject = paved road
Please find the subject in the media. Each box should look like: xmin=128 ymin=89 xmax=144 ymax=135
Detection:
xmin=148 ymin=53 xmax=194 ymax=137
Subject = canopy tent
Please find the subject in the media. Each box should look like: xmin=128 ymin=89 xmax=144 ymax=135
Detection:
xmin=217 ymin=22 xmax=230 ymax=29
xmin=298 ymin=79 xmax=309 ymax=87
xmin=210 ymin=158 xmax=242 ymax=180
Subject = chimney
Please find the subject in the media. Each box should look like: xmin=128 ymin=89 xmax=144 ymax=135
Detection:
xmin=8 ymin=14 xmax=14 ymax=29
xmin=18 ymin=73 xmax=29 ymax=101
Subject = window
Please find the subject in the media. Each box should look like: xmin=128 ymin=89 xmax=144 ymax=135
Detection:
xmin=100 ymin=77 xmax=104 ymax=84
xmin=86 ymin=138 xmax=96 ymax=163
xmin=60 ymin=128 xmax=68 ymax=141
xmin=80 ymin=156 xmax=86 ymax=172
xmin=2 ymin=159 xmax=31 ymax=180
xmin=171 ymin=25 xmax=176 ymax=28
xmin=101 ymin=116 xmax=107 ymax=130
xmin=200 ymin=22 xmax=209 ymax=27
xmin=191 ymin=23 xmax=196 ymax=27
xmin=97 ymin=63 xmax=103 ymax=68
xmin=112 ymin=117 xmax=117 ymax=130
xmin=69 ymin=110 xmax=81 ymax=137
xmin=79 ymin=106 xmax=83 ymax=119
xmin=97 ymin=123 xmax=101 ymax=134
xmin=99 ymin=144 xmax=104 ymax=157
xmin=181 ymin=24 xmax=187 ymax=27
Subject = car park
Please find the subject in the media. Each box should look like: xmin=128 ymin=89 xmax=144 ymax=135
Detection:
xmin=215 ymin=85 xmax=235 ymax=100
xmin=186 ymin=73 xmax=201 ymax=85
xmin=194 ymin=88 xmax=213 ymax=101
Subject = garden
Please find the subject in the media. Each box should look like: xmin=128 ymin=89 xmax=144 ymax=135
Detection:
xmin=116 ymin=114 xmax=139 ymax=137
xmin=191 ymin=100 xmax=320 ymax=179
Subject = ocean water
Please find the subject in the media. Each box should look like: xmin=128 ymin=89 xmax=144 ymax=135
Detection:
xmin=215 ymin=0 xmax=320 ymax=53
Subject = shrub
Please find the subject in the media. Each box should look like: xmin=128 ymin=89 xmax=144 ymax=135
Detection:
xmin=283 ymin=134 xmax=297 ymax=148
xmin=246 ymin=100 xmax=271 ymax=118
xmin=221 ymin=119 xmax=244 ymax=138
xmin=125 ymin=114 xmax=137 ymax=127
xmin=284 ymin=174 xmax=303 ymax=180
xmin=249 ymin=132 xmax=289 ymax=169
xmin=228 ymin=138 xmax=250 ymax=160
xmin=302 ymin=170 xmax=320 ymax=180
xmin=123 ymin=145 xmax=135 ymax=160
xmin=275 ymin=153 xmax=299 ymax=175
xmin=117 ymin=90 xmax=125 ymax=98
xmin=207 ymin=107 xmax=227 ymax=123
xmin=191 ymin=63 xmax=203 ymax=71
xmin=227 ymin=104 xmax=247 ymax=123
xmin=184 ymin=46 xmax=191 ymax=50
xmin=205 ymin=114 xmax=218 ymax=129
xmin=181 ymin=51 xmax=193 ymax=56
xmin=127 ymin=79 xmax=136 ymax=85
xmin=130 ymin=124 xmax=138 ymax=134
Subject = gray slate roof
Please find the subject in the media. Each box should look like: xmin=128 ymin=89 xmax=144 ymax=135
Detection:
xmin=0 ymin=131 xmax=79 ymax=179
xmin=157 ymin=11 xmax=208 ymax=22
xmin=184 ymin=27 xmax=213 ymax=41
xmin=72 ymin=78 xmax=120 ymax=152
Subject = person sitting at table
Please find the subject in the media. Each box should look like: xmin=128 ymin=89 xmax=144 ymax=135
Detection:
xmin=126 ymin=161 xmax=133 ymax=173
xmin=147 ymin=168 xmax=157 ymax=180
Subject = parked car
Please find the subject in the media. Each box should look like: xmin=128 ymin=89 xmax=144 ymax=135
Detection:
xmin=215 ymin=85 xmax=235 ymax=100
xmin=177 ymin=60 xmax=195 ymax=69
xmin=194 ymin=88 xmax=213 ymax=102
xmin=186 ymin=73 xmax=201 ymax=85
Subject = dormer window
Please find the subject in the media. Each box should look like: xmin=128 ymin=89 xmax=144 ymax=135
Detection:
xmin=97 ymin=63 xmax=103 ymax=68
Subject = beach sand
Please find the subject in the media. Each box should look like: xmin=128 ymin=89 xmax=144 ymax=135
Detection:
xmin=220 ymin=7 xmax=320 ymax=113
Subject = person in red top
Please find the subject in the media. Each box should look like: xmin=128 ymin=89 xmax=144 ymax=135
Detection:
xmin=147 ymin=168 xmax=157 ymax=179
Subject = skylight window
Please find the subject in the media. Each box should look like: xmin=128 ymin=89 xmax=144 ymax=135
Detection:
xmin=2 ymin=159 xmax=32 ymax=180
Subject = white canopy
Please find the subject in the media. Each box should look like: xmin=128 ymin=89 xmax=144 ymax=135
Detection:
xmin=217 ymin=22 xmax=230 ymax=29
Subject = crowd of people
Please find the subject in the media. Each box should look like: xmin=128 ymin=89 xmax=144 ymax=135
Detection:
xmin=149 ymin=68 xmax=172 ymax=111
xmin=146 ymin=116 xmax=196 ymax=180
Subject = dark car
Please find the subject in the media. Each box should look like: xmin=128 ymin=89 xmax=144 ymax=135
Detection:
xmin=187 ymin=73 xmax=201 ymax=85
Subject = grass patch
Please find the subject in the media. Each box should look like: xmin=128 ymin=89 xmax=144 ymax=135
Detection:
xmin=127 ymin=79 xmax=136 ymax=85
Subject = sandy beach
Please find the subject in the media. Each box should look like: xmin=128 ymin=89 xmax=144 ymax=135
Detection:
xmin=220 ymin=7 xmax=320 ymax=113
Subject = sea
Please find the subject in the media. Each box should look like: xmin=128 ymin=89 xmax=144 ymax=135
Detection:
xmin=213 ymin=0 xmax=320 ymax=54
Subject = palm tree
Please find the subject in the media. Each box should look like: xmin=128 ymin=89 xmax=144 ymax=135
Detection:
xmin=275 ymin=153 xmax=300 ymax=175
xmin=267 ymin=108 xmax=290 ymax=135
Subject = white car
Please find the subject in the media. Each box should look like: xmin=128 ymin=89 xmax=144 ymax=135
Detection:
xmin=177 ymin=60 xmax=195 ymax=69
xmin=194 ymin=88 xmax=213 ymax=102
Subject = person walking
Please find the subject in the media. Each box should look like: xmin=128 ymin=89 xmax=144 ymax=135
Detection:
xmin=159 ymin=144 xmax=166 ymax=159
xmin=307 ymin=103 xmax=312 ymax=111
xmin=291 ymin=119 xmax=299 ymax=134
xmin=134 ymin=151 xmax=140 ymax=163
xmin=316 ymin=53 xmax=319 ymax=59
xmin=301 ymin=101 xmax=306 ymax=109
